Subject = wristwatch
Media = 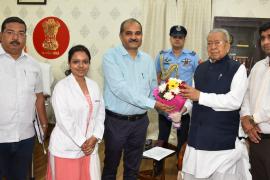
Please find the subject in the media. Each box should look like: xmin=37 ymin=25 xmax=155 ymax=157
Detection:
xmin=249 ymin=115 xmax=256 ymax=125
xmin=41 ymin=124 xmax=48 ymax=128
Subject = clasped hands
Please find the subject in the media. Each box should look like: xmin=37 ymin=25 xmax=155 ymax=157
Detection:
xmin=81 ymin=136 xmax=98 ymax=156
xmin=241 ymin=115 xmax=261 ymax=143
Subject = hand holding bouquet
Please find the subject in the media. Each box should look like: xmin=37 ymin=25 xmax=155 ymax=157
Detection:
xmin=153 ymin=78 xmax=186 ymax=128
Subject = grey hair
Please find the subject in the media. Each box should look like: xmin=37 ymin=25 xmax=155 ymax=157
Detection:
xmin=208 ymin=28 xmax=230 ymax=42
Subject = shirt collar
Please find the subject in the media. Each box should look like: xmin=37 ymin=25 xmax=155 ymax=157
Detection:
xmin=0 ymin=43 xmax=26 ymax=59
xmin=169 ymin=48 xmax=189 ymax=56
xmin=118 ymin=44 xmax=142 ymax=58
xmin=209 ymin=54 xmax=229 ymax=64
xmin=265 ymin=56 xmax=270 ymax=67
xmin=0 ymin=44 xmax=5 ymax=55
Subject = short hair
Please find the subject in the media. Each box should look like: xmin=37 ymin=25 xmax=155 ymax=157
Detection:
xmin=208 ymin=28 xmax=230 ymax=42
xmin=65 ymin=45 xmax=91 ymax=76
xmin=1 ymin=16 xmax=27 ymax=32
xmin=259 ymin=22 xmax=270 ymax=36
xmin=119 ymin=18 xmax=142 ymax=34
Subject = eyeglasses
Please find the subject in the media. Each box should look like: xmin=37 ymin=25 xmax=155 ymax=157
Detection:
xmin=3 ymin=30 xmax=26 ymax=38
xmin=207 ymin=40 xmax=226 ymax=47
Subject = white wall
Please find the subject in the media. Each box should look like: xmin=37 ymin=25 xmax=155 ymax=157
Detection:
xmin=1 ymin=0 xmax=270 ymax=84
xmin=212 ymin=0 xmax=270 ymax=18
xmin=0 ymin=0 xmax=143 ymax=88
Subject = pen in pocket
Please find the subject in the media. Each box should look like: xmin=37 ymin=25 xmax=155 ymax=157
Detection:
xmin=218 ymin=73 xmax=222 ymax=80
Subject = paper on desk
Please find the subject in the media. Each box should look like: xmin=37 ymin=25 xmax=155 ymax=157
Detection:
xmin=143 ymin=146 xmax=175 ymax=161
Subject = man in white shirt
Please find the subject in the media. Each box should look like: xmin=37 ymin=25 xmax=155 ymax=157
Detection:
xmin=240 ymin=22 xmax=270 ymax=180
xmin=0 ymin=17 xmax=48 ymax=180
xmin=180 ymin=28 xmax=251 ymax=180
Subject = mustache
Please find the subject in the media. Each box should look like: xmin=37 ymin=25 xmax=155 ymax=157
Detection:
xmin=10 ymin=41 xmax=20 ymax=45
xmin=128 ymin=39 xmax=139 ymax=43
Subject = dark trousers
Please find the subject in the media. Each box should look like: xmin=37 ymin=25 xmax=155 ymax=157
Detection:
xmin=158 ymin=113 xmax=190 ymax=156
xmin=102 ymin=113 xmax=149 ymax=180
xmin=250 ymin=138 xmax=270 ymax=180
xmin=0 ymin=136 xmax=35 ymax=180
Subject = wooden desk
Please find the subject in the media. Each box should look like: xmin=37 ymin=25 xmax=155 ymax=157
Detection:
xmin=138 ymin=140 xmax=177 ymax=180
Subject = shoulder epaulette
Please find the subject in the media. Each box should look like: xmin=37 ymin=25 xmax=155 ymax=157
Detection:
xmin=159 ymin=49 xmax=168 ymax=55
xmin=190 ymin=51 xmax=196 ymax=56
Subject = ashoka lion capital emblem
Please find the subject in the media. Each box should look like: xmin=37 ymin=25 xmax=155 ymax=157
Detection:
xmin=42 ymin=18 xmax=60 ymax=50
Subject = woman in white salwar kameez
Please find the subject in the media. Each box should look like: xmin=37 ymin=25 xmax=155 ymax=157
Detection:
xmin=46 ymin=45 xmax=105 ymax=180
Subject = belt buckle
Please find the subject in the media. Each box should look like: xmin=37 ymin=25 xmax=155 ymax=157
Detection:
xmin=127 ymin=115 xmax=136 ymax=121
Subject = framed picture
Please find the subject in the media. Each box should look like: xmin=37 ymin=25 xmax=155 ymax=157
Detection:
xmin=17 ymin=0 xmax=46 ymax=5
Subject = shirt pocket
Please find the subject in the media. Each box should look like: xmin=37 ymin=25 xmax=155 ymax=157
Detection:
xmin=0 ymin=69 xmax=16 ymax=94
xmin=140 ymin=72 xmax=151 ymax=95
xmin=25 ymin=71 xmax=38 ymax=92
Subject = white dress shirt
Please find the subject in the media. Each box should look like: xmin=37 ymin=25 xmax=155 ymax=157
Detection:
xmin=183 ymin=64 xmax=251 ymax=179
xmin=240 ymin=56 xmax=270 ymax=133
xmin=0 ymin=45 xmax=43 ymax=143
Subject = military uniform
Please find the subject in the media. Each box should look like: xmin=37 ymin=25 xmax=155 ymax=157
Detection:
xmin=155 ymin=48 xmax=199 ymax=157
xmin=153 ymin=25 xmax=199 ymax=175
xmin=156 ymin=48 xmax=199 ymax=86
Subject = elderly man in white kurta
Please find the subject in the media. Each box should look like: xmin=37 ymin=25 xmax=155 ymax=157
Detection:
xmin=180 ymin=28 xmax=251 ymax=180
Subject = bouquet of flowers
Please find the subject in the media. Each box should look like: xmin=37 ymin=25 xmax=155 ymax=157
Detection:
xmin=153 ymin=78 xmax=186 ymax=128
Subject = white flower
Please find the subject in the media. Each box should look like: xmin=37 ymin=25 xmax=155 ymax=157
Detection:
xmin=158 ymin=83 xmax=167 ymax=93
xmin=163 ymin=92 xmax=174 ymax=100
xmin=170 ymin=87 xmax=180 ymax=95
xmin=169 ymin=77 xmax=182 ymax=83
xmin=177 ymin=79 xmax=182 ymax=84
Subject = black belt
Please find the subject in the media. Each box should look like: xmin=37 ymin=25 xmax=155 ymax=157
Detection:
xmin=105 ymin=109 xmax=147 ymax=121
xmin=259 ymin=133 xmax=270 ymax=139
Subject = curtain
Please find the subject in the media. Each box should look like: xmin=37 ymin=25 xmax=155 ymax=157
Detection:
xmin=141 ymin=0 xmax=180 ymax=58
xmin=177 ymin=0 xmax=212 ymax=60
xmin=141 ymin=0 xmax=212 ymax=60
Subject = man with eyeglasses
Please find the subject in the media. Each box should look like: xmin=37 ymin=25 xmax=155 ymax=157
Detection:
xmin=240 ymin=22 xmax=270 ymax=180
xmin=179 ymin=28 xmax=251 ymax=180
xmin=154 ymin=25 xmax=199 ymax=175
xmin=0 ymin=17 xmax=48 ymax=180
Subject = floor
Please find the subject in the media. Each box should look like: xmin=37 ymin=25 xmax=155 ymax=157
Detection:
xmin=33 ymin=110 xmax=179 ymax=180
xmin=33 ymin=141 xmax=178 ymax=180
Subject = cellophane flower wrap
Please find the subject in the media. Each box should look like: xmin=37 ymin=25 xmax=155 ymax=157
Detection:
xmin=153 ymin=78 xmax=186 ymax=112
xmin=153 ymin=78 xmax=186 ymax=128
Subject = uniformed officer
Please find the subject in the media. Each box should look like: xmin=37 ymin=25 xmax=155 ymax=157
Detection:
xmin=155 ymin=25 xmax=199 ymax=174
